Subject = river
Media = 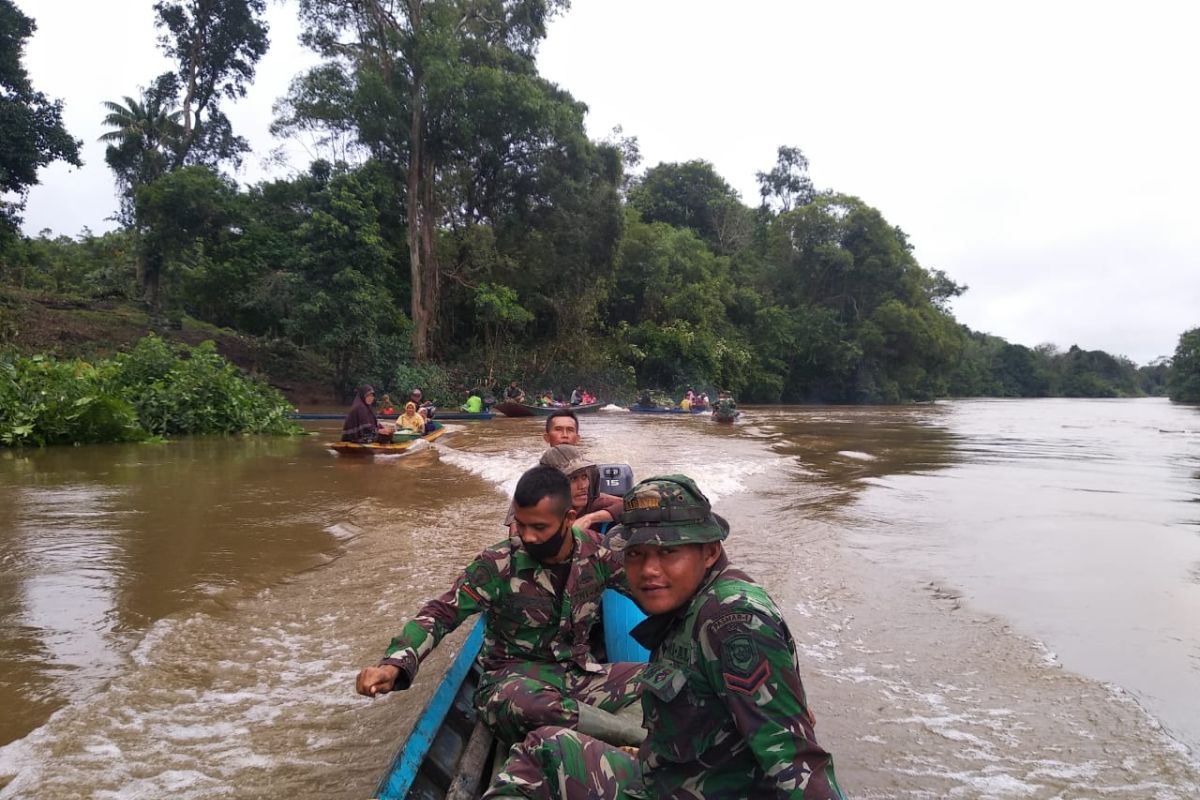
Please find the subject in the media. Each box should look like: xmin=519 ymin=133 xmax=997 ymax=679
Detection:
xmin=0 ymin=399 xmax=1198 ymax=798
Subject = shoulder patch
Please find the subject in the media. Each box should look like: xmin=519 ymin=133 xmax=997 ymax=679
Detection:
xmin=721 ymin=633 xmax=771 ymax=695
xmin=712 ymin=611 xmax=754 ymax=631
xmin=466 ymin=559 xmax=499 ymax=590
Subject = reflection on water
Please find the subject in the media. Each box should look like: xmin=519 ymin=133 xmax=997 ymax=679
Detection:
xmin=829 ymin=399 xmax=1200 ymax=754
xmin=1 ymin=404 xmax=1199 ymax=798
xmin=0 ymin=435 xmax=361 ymax=747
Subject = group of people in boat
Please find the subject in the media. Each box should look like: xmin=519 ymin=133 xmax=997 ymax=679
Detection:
xmin=340 ymin=385 xmax=441 ymax=443
xmin=354 ymin=409 xmax=846 ymax=798
xmin=526 ymin=384 xmax=596 ymax=408
xmin=637 ymin=387 xmax=732 ymax=414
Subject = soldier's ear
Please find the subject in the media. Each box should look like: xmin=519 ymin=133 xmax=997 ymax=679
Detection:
xmin=701 ymin=542 xmax=722 ymax=568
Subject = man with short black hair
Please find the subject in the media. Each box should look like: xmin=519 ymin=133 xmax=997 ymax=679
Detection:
xmin=544 ymin=409 xmax=580 ymax=447
xmin=356 ymin=466 xmax=645 ymax=745
xmin=483 ymin=475 xmax=846 ymax=799
xmin=505 ymin=380 xmax=526 ymax=404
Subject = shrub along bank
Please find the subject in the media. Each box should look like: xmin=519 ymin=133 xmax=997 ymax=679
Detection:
xmin=1 ymin=335 xmax=301 ymax=446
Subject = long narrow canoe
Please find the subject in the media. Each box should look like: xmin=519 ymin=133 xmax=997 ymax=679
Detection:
xmin=492 ymin=402 xmax=603 ymax=417
xmin=375 ymin=591 xmax=647 ymax=800
xmin=293 ymin=411 xmax=492 ymax=421
xmin=328 ymin=427 xmax=447 ymax=455
xmin=627 ymin=404 xmax=706 ymax=415
xmin=375 ymin=621 xmax=489 ymax=800
xmin=432 ymin=411 xmax=493 ymax=421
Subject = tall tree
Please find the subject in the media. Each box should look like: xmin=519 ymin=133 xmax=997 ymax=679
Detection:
xmin=99 ymin=76 xmax=183 ymax=224
xmin=289 ymin=0 xmax=570 ymax=361
xmin=628 ymin=160 xmax=748 ymax=254
xmin=1167 ymin=328 xmax=1200 ymax=403
xmin=756 ymin=145 xmax=814 ymax=214
xmin=152 ymin=0 xmax=269 ymax=166
xmin=0 ymin=1 xmax=81 ymax=233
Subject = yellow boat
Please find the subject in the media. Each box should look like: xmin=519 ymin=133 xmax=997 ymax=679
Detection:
xmin=328 ymin=427 xmax=447 ymax=455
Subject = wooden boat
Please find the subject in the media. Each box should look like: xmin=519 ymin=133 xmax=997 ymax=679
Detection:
xmin=627 ymin=404 xmax=705 ymax=415
xmin=373 ymin=466 xmax=643 ymax=799
xmin=294 ymin=411 xmax=492 ymax=421
xmin=374 ymin=621 xmax=489 ymax=800
xmin=328 ymin=427 xmax=447 ymax=455
xmin=375 ymin=591 xmax=647 ymax=799
xmin=426 ymin=411 xmax=493 ymax=421
xmin=492 ymin=402 xmax=603 ymax=417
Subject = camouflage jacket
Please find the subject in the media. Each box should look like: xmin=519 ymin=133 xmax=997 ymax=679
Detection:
xmin=381 ymin=527 xmax=624 ymax=686
xmin=631 ymin=553 xmax=845 ymax=799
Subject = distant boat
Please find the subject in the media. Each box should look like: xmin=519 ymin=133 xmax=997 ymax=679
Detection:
xmin=294 ymin=411 xmax=492 ymax=421
xmin=327 ymin=427 xmax=447 ymax=455
xmin=627 ymin=404 xmax=706 ymax=415
xmin=492 ymin=402 xmax=603 ymax=417
xmin=429 ymin=411 xmax=493 ymax=421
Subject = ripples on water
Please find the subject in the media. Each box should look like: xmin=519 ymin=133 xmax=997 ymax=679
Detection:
xmin=1 ymin=403 xmax=1199 ymax=798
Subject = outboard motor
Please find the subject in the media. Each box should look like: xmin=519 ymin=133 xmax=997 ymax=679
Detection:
xmin=596 ymin=463 xmax=650 ymax=662
xmin=597 ymin=463 xmax=634 ymax=497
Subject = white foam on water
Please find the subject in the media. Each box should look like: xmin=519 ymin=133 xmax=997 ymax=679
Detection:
xmin=325 ymin=522 xmax=361 ymax=542
xmin=836 ymin=450 xmax=876 ymax=461
xmin=687 ymin=458 xmax=774 ymax=504
xmin=434 ymin=443 xmax=530 ymax=497
xmin=600 ymin=404 xmax=627 ymax=412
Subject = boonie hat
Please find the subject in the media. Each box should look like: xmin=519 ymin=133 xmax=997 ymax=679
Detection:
xmin=604 ymin=474 xmax=729 ymax=551
xmin=538 ymin=444 xmax=595 ymax=477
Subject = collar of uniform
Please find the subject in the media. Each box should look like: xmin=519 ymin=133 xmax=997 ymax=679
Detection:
xmin=630 ymin=551 xmax=731 ymax=650
xmin=510 ymin=525 xmax=586 ymax=573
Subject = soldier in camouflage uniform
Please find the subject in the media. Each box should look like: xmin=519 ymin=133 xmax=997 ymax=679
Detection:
xmin=483 ymin=475 xmax=846 ymax=799
xmin=355 ymin=465 xmax=645 ymax=744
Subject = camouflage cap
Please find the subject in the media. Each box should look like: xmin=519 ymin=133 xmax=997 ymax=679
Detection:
xmin=538 ymin=444 xmax=595 ymax=477
xmin=604 ymin=474 xmax=729 ymax=551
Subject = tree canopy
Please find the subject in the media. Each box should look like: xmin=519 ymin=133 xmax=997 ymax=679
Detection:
xmin=0 ymin=1 xmax=81 ymax=234
xmin=1 ymin=4 xmax=1186 ymax=406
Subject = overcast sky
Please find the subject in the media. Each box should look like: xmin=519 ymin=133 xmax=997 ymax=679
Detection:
xmin=16 ymin=0 xmax=1200 ymax=364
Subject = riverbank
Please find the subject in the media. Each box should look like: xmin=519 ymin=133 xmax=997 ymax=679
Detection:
xmin=0 ymin=286 xmax=336 ymax=406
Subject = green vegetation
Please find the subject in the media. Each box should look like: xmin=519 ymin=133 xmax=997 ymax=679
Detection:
xmin=1167 ymin=328 xmax=1200 ymax=403
xmin=0 ymin=335 xmax=300 ymax=446
xmin=3 ymin=0 xmax=1194 ymax=410
xmin=0 ymin=0 xmax=81 ymax=235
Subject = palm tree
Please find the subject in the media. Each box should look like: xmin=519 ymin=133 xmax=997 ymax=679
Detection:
xmin=99 ymin=87 xmax=183 ymax=311
xmin=99 ymin=90 xmax=184 ymax=214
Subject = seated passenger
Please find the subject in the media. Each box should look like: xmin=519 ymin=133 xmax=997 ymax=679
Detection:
xmin=462 ymin=390 xmax=484 ymax=413
xmin=355 ymin=466 xmax=646 ymax=745
xmin=341 ymin=385 xmax=382 ymax=443
xmin=505 ymin=380 xmax=526 ymax=404
xmin=537 ymin=445 xmax=623 ymax=533
xmin=379 ymin=394 xmax=396 ymax=417
xmin=409 ymin=388 xmax=436 ymax=419
xmin=396 ymin=401 xmax=426 ymax=434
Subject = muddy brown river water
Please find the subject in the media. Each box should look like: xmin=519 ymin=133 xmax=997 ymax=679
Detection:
xmin=1 ymin=399 xmax=1198 ymax=798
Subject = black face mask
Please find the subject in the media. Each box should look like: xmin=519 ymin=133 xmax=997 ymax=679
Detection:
xmin=524 ymin=516 xmax=571 ymax=563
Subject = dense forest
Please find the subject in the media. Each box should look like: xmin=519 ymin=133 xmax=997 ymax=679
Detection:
xmin=2 ymin=0 xmax=1198 ymax=407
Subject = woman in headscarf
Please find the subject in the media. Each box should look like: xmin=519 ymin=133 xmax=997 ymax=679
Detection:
xmin=396 ymin=401 xmax=426 ymax=434
xmin=341 ymin=385 xmax=381 ymax=442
